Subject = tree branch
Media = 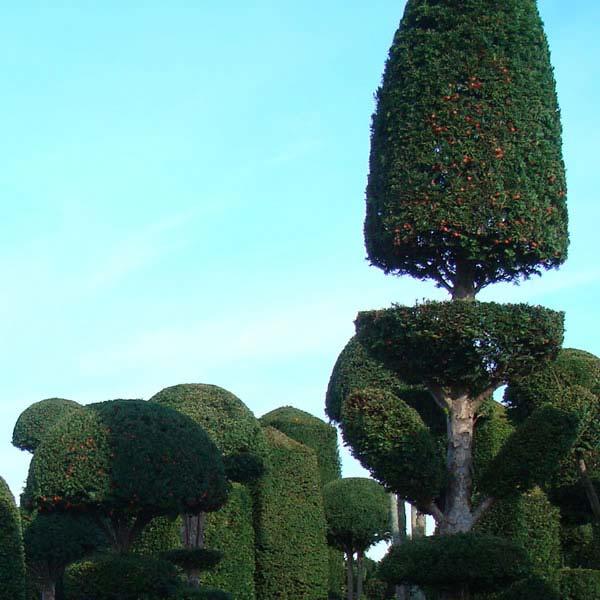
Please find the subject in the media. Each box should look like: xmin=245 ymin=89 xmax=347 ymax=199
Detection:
xmin=425 ymin=500 xmax=445 ymax=526
xmin=472 ymin=496 xmax=495 ymax=525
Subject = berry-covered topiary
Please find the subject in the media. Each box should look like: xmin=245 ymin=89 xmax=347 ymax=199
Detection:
xmin=365 ymin=0 xmax=567 ymax=298
xmin=0 ymin=476 xmax=26 ymax=600
xmin=323 ymin=478 xmax=390 ymax=600
xmin=379 ymin=533 xmax=531 ymax=594
xmin=255 ymin=427 xmax=329 ymax=600
xmin=25 ymin=399 xmax=228 ymax=552
xmin=12 ymin=398 xmax=82 ymax=453
xmin=63 ymin=554 xmax=180 ymax=600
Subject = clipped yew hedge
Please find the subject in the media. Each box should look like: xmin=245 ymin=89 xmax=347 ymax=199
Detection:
xmin=203 ymin=483 xmax=256 ymax=600
xmin=255 ymin=427 xmax=329 ymax=600
xmin=560 ymin=568 xmax=600 ymax=599
xmin=0 ymin=476 xmax=26 ymax=600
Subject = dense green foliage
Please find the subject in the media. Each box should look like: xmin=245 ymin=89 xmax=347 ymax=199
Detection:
xmin=561 ymin=523 xmax=600 ymax=569
xmin=23 ymin=512 xmax=106 ymax=591
xmin=326 ymin=336 xmax=445 ymax=432
xmin=475 ymin=488 xmax=561 ymax=579
xmin=162 ymin=548 xmax=223 ymax=572
xmin=559 ymin=568 xmax=600 ymax=599
xmin=64 ymin=554 xmax=180 ymax=600
xmin=133 ymin=516 xmax=181 ymax=556
xmin=150 ymin=384 xmax=267 ymax=457
xmin=255 ymin=427 xmax=329 ymax=600
xmin=0 ymin=476 xmax=26 ymax=600
xmin=203 ymin=483 xmax=256 ymax=600
xmin=260 ymin=406 xmax=341 ymax=486
xmin=505 ymin=348 xmax=600 ymax=422
xmin=25 ymin=400 xmax=227 ymax=549
xmin=341 ymin=389 xmax=444 ymax=506
xmin=479 ymin=406 xmax=580 ymax=498
xmin=222 ymin=452 xmax=265 ymax=484
xmin=379 ymin=533 xmax=530 ymax=593
xmin=322 ymin=478 xmax=390 ymax=554
xmin=491 ymin=576 xmax=561 ymax=600
xmin=12 ymin=398 xmax=81 ymax=453
xmin=365 ymin=0 xmax=567 ymax=296
xmin=173 ymin=587 xmax=233 ymax=600
xmin=356 ymin=301 xmax=564 ymax=396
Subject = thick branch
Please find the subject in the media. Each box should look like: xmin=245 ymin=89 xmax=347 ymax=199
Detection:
xmin=578 ymin=458 xmax=600 ymax=522
xmin=425 ymin=501 xmax=445 ymax=526
xmin=472 ymin=497 xmax=495 ymax=526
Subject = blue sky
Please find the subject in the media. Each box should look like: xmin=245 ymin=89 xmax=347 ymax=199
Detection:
xmin=1 ymin=0 xmax=599 ymax=527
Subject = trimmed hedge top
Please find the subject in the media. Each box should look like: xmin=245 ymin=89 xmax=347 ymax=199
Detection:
xmin=322 ymin=477 xmax=390 ymax=554
xmin=260 ymin=406 xmax=341 ymax=486
xmin=379 ymin=532 xmax=530 ymax=592
xmin=0 ymin=476 xmax=26 ymax=600
xmin=26 ymin=399 xmax=228 ymax=516
xmin=365 ymin=0 xmax=567 ymax=296
xmin=150 ymin=384 xmax=266 ymax=457
xmin=12 ymin=398 xmax=81 ymax=453
xmin=356 ymin=301 xmax=564 ymax=396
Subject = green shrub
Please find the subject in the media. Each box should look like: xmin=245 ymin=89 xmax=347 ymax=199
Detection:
xmin=203 ymin=483 xmax=256 ymax=600
xmin=133 ymin=515 xmax=181 ymax=556
xmin=12 ymin=398 xmax=81 ymax=453
xmin=173 ymin=587 xmax=233 ymax=600
xmin=365 ymin=0 xmax=567 ymax=295
xmin=379 ymin=533 xmax=530 ymax=594
xmin=255 ymin=427 xmax=329 ymax=599
xmin=487 ymin=576 xmax=561 ymax=600
xmin=63 ymin=553 xmax=179 ymax=600
xmin=356 ymin=301 xmax=564 ymax=397
xmin=475 ymin=488 xmax=561 ymax=579
xmin=559 ymin=568 xmax=600 ymax=599
xmin=0 ymin=476 xmax=26 ymax=600
xmin=560 ymin=523 xmax=600 ymax=569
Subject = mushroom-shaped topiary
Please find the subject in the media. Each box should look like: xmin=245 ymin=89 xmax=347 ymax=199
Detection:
xmin=25 ymin=399 xmax=228 ymax=553
xmin=162 ymin=548 xmax=223 ymax=586
xmin=12 ymin=398 xmax=82 ymax=453
xmin=0 ymin=476 xmax=26 ymax=600
xmin=323 ymin=477 xmax=390 ymax=600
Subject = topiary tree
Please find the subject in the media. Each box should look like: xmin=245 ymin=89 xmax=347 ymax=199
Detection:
xmin=323 ymin=478 xmax=390 ymax=600
xmin=255 ymin=427 xmax=329 ymax=600
xmin=0 ymin=476 xmax=26 ymax=600
xmin=23 ymin=512 xmax=106 ymax=600
xmin=12 ymin=398 xmax=82 ymax=454
xmin=260 ymin=406 xmax=344 ymax=600
xmin=150 ymin=384 xmax=265 ymax=598
xmin=365 ymin=0 xmax=567 ymax=299
xmin=24 ymin=399 xmax=228 ymax=554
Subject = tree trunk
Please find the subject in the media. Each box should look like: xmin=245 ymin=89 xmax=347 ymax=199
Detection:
xmin=346 ymin=551 xmax=354 ymax=600
xmin=183 ymin=512 xmax=207 ymax=548
xmin=390 ymin=495 xmax=408 ymax=600
xmin=411 ymin=505 xmax=426 ymax=538
xmin=441 ymin=395 xmax=476 ymax=534
xmin=41 ymin=581 xmax=56 ymax=600
xmin=579 ymin=458 xmax=600 ymax=521
xmin=356 ymin=550 xmax=365 ymax=599
xmin=440 ymin=585 xmax=470 ymax=600
xmin=452 ymin=261 xmax=477 ymax=300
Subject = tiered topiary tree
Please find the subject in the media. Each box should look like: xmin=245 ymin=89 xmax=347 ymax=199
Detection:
xmin=322 ymin=478 xmax=390 ymax=600
xmin=150 ymin=383 xmax=267 ymax=599
xmin=331 ymin=0 xmax=577 ymax=597
xmin=260 ymin=406 xmax=344 ymax=598
xmin=23 ymin=399 xmax=228 ymax=597
xmin=255 ymin=427 xmax=329 ymax=600
xmin=0 ymin=475 xmax=26 ymax=600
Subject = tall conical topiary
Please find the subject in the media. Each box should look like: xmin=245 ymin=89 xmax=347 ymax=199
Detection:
xmin=0 ymin=476 xmax=26 ymax=600
xmin=366 ymin=0 xmax=568 ymax=299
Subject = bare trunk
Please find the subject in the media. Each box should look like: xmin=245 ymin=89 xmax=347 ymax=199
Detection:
xmin=441 ymin=395 xmax=476 ymax=534
xmin=579 ymin=458 xmax=600 ymax=521
xmin=410 ymin=505 xmax=426 ymax=538
xmin=356 ymin=551 xmax=365 ymax=599
xmin=390 ymin=495 xmax=408 ymax=600
xmin=183 ymin=512 xmax=207 ymax=548
xmin=440 ymin=586 xmax=470 ymax=600
xmin=452 ymin=261 xmax=476 ymax=300
xmin=346 ymin=551 xmax=354 ymax=600
xmin=41 ymin=582 xmax=56 ymax=600
xmin=188 ymin=569 xmax=201 ymax=589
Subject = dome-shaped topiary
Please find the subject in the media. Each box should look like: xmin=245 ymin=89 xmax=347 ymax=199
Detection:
xmin=12 ymin=398 xmax=82 ymax=453
xmin=25 ymin=399 xmax=228 ymax=551
xmin=150 ymin=383 xmax=266 ymax=457
xmin=365 ymin=0 xmax=567 ymax=298
xmin=0 ymin=476 xmax=26 ymax=600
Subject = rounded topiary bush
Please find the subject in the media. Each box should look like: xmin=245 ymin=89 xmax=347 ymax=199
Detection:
xmin=559 ymin=568 xmax=600 ymax=599
xmin=488 ymin=576 xmax=560 ymax=600
xmin=379 ymin=533 xmax=531 ymax=594
xmin=64 ymin=554 xmax=180 ymax=600
xmin=0 ymin=476 xmax=26 ymax=600
xmin=12 ymin=398 xmax=81 ymax=453
xmin=255 ymin=427 xmax=329 ymax=600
